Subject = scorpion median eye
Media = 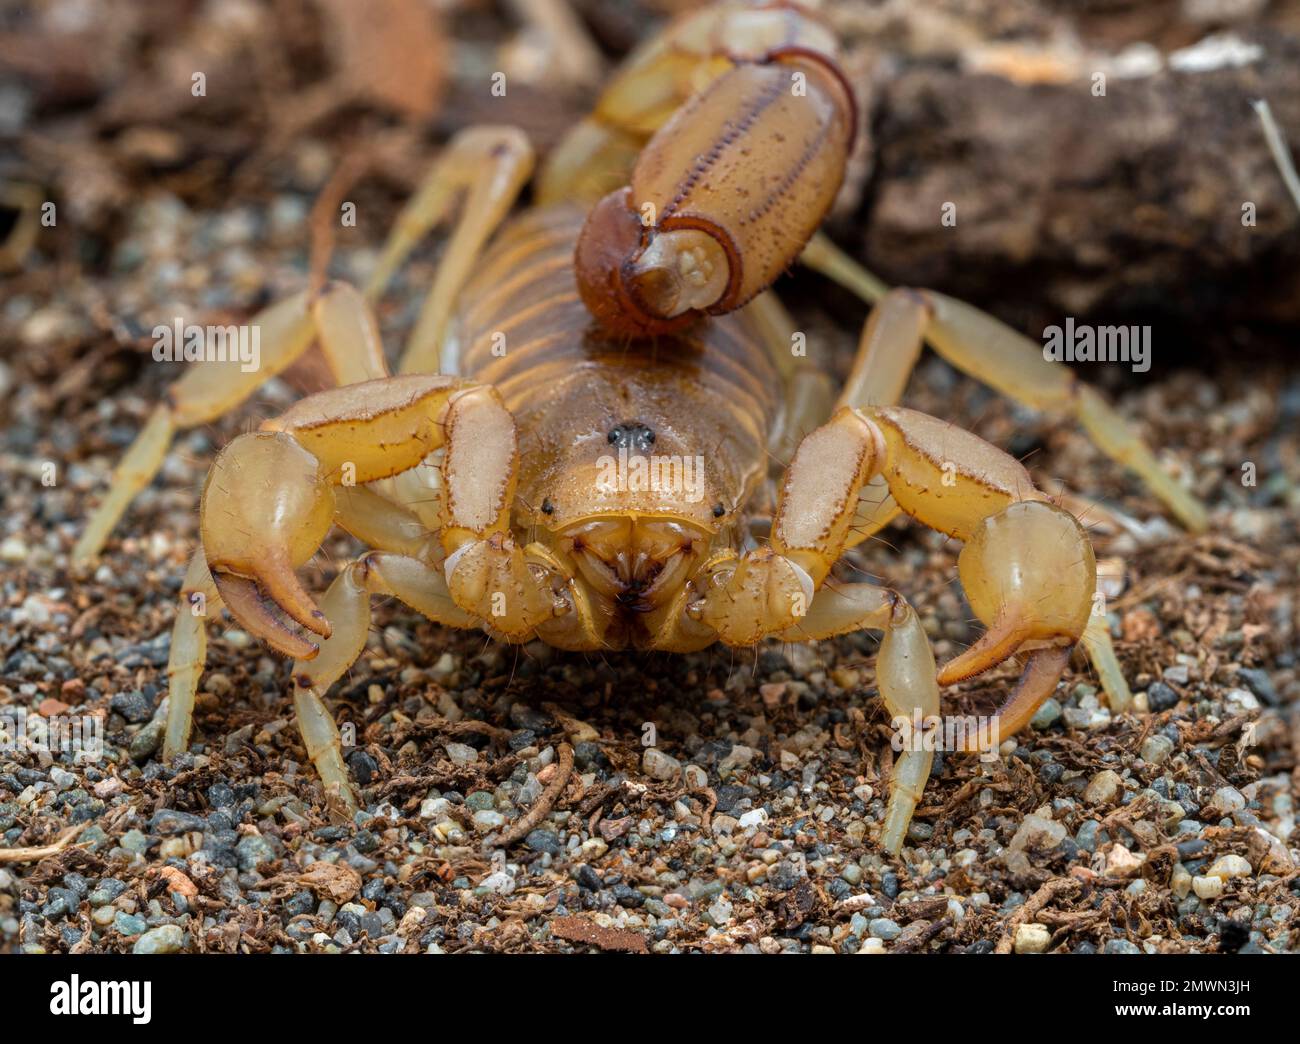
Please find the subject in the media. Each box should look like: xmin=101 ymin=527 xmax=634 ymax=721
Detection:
xmin=713 ymin=503 xmax=725 ymax=518
xmin=607 ymin=422 xmax=656 ymax=451
xmin=541 ymin=498 xmax=555 ymax=515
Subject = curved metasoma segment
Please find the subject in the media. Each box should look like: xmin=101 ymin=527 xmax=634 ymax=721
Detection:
xmin=574 ymin=48 xmax=855 ymax=336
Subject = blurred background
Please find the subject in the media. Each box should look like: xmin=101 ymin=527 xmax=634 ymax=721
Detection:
xmin=3 ymin=0 xmax=1300 ymax=389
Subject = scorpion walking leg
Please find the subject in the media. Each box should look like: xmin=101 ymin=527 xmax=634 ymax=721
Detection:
xmin=800 ymin=235 xmax=1208 ymax=532
xmin=350 ymin=126 xmax=533 ymax=375
xmin=201 ymin=374 xmax=565 ymax=657
xmin=163 ymin=487 xmax=430 ymax=765
xmin=684 ymin=408 xmax=943 ymax=851
xmin=74 ymin=282 xmax=392 ymax=561
xmin=164 ymin=549 xmax=220 ymax=762
xmin=863 ymin=405 xmax=1130 ymax=734
xmin=825 ymin=286 xmax=1132 ymax=707
xmin=743 ymin=292 xmax=835 ymax=463
xmin=774 ymin=582 xmax=940 ymax=854
xmin=290 ymin=552 xmax=476 ymax=811
xmin=695 ymin=404 xmax=1122 ymax=769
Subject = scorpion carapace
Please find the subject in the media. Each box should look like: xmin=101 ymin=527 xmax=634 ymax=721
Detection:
xmin=74 ymin=0 xmax=1207 ymax=855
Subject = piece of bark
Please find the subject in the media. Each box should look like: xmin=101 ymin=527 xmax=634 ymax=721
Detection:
xmin=840 ymin=31 xmax=1300 ymax=340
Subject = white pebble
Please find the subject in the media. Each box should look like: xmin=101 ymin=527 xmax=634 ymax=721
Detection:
xmin=1085 ymin=769 xmax=1122 ymax=804
xmin=1014 ymin=923 xmax=1051 ymax=954
xmin=1205 ymin=854 xmax=1252 ymax=880
xmin=444 ymin=742 xmax=478 ymax=765
xmin=1192 ymin=875 xmax=1224 ymax=900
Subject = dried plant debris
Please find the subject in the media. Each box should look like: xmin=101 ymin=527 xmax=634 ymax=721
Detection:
xmin=1 ymin=0 xmax=1298 ymax=954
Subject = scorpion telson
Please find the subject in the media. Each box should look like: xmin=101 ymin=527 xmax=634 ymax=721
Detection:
xmin=76 ymin=0 xmax=1207 ymax=854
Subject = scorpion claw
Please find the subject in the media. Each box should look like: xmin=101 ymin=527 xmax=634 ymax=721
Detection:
xmin=936 ymin=610 xmax=1031 ymax=685
xmin=211 ymin=570 xmax=323 ymax=660
xmin=199 ymin=431 xmax=338 ymax=658
xmin=945 ymin=501 xmax=1097 ymax=741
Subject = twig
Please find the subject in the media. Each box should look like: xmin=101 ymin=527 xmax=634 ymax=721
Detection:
xmin=0 ymin=822 xmax=89 ymax=864
xmin=893 ymin=916 xmax=952 ymax=953
xmin=495 ymin=742 xmax=574 ymax=847
xmin=1252 ymin=99 xmax=1300 ymax=215
xmin=692 ymin=786 xmax=718 ymax=833
xmin=993 ymin=877 xmax=1081 ymax=954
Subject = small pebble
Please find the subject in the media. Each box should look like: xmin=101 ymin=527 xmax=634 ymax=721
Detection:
xmin=1014 ymin=923 xmax=1051 ymax=953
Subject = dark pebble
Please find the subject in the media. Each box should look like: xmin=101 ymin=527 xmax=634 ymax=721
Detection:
xmin=713 ymin=784 xmax=746 ymax=813
xmin=882 ymin=871 xmax=900 ymax=899
xmin=1236 ymin=668 xmax=1278 ymax=706
xmin=1146 ymin=682 xmax=1178 ymax=712
xmin=524 ymin=829 xmax=562 ymax=855
xmin=201 ymin=843 xmax=240 ymax=869
xmin=149 ymin=809 xmax=204 ymax=834
xmin=314 ymin=825 xmax=348 ymax=842
xmin=347 ymin=750 xmax=378 ymax=785
xmin=509 ymin=704 xmax=553 ymax=733
xmin=110 ymin=689 xmax=154 ymax=723
xmin=284 ymin=890 xmax=316 ymax=916
xmin=572 ymin=741 xmax=609 ymax=771
xmin=61 ymin=872 xmax=88 ymax=896
xmin=574 ymin=864 xmax=602 ymax=891
xmin=206 ymin=810 xmax=234 ymax=833
xmin=768 ymin=861 xmax=801 ymax=891
xmin=43 ymin=887 xmax=80 ymax=920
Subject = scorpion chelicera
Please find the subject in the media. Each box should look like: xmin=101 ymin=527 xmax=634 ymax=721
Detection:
xmin=75 ymin=0 xmax=1205 ymax=853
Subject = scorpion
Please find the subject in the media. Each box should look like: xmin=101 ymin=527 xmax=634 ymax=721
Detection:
xmin=74 ymin=0 xmax=1206 ymax=854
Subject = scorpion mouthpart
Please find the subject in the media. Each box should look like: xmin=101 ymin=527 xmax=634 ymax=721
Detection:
xmin=211 ymin=570 xmax=325 ymax=661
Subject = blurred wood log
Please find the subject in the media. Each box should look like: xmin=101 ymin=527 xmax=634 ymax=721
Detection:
xmin=835 ymin=31 xmax=1300 ymax=346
